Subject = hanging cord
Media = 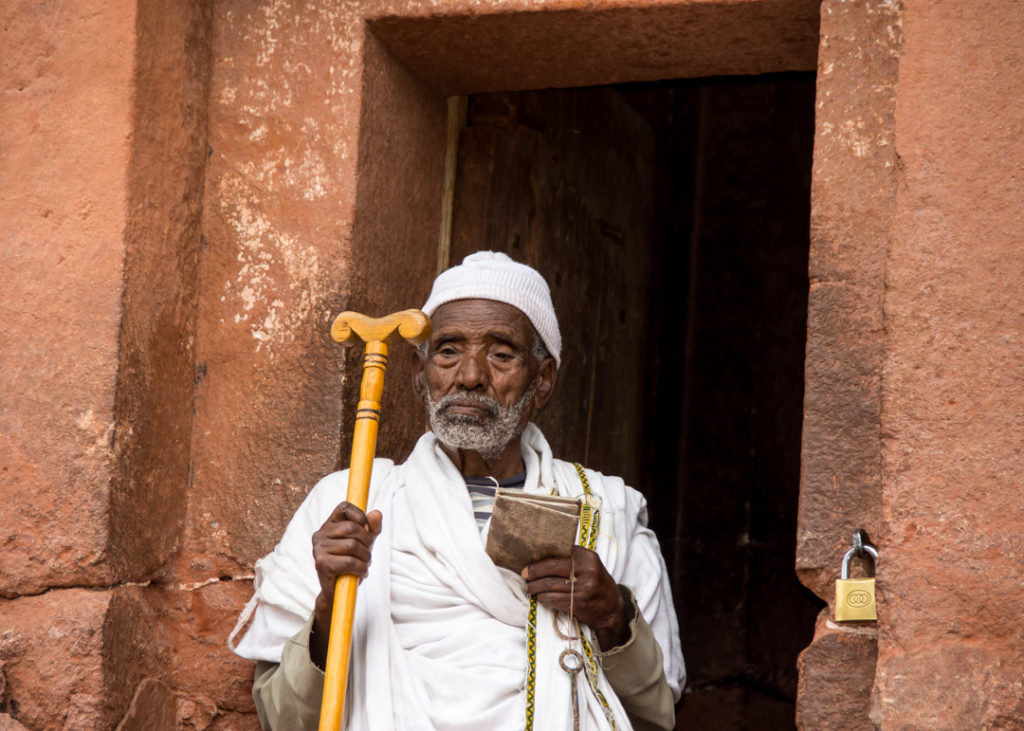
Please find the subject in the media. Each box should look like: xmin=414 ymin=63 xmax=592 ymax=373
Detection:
xmin=559 ymin=552 xmax=585 ymax=731
xmin=554 ymin=553 xmax=581 ymax=641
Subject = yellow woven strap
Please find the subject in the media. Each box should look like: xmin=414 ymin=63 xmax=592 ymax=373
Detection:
xmin=573 ymin=463 xmax=600 ymax=550
xmin=524 ymin=464 xmax=616 ymax=731
xmin=525 ymin=597 xmax=538 ymax=731
xmin=572 ymin=463 xmax=617 ymax=729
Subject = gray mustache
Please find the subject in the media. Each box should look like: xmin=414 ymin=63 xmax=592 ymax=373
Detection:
xmin=435 ymin=392 xmax=501 ymax=417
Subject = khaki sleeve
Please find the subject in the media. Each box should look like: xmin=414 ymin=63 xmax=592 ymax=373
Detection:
xmin=251 ymin=616 xmax=325 ymax=730
xmin=595 ymin=586 xmax=677 ymax=731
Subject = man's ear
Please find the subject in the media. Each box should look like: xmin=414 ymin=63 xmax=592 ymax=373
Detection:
xmin=411 ymin=350 xmax=426 ymax=399
xmin=533 ymin=357 xmax=557 ymax=411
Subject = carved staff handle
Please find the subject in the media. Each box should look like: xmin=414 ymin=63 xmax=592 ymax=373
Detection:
xmin=318 ymin=309 xmax=431 ymax=731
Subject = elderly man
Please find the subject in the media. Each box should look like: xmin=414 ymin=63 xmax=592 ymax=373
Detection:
xmin=230 ymin=252 xmax=685 ymax=730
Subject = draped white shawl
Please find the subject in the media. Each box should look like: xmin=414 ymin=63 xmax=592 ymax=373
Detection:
xmin=231 ymin=424 xmax=684 ymax=730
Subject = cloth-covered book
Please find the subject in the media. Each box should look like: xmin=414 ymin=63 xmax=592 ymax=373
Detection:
xmin=484 ymin=489 xmax=582 ymax=573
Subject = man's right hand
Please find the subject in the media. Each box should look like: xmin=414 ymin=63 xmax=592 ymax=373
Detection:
xmin=309 ymin=502 xmax=382 ymax=667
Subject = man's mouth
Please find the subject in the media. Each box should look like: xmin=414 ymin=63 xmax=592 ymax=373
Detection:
xmin=442 ymin=400 xmax=497 ymax=419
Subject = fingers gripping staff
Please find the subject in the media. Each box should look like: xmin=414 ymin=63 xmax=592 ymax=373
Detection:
xmin=320 ymin=309 xmax=431 ymax=731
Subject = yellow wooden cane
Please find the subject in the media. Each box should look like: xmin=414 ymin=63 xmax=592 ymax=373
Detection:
xmin=319 ymin=309 xmax=431 ymax=731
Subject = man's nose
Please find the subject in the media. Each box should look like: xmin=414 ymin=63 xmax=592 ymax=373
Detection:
xmin=455 ymin=350 xmax=488 ymax=391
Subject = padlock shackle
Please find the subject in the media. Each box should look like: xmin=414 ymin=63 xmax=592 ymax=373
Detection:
xmin=841 ymin=544 xmax=879 ymax=579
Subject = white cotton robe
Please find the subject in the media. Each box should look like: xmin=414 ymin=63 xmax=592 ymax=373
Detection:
xmin=231 ymin=424 xmax=685 ymax=730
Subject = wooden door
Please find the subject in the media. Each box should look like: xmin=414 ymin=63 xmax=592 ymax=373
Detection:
xmin=450 ymin=88 xmax=657 ymax=490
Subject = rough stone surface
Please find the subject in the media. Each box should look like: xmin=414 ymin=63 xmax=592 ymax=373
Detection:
xmin=798 ymin=0 xmax=903 ymax=600
xmin=109 ymin=0 xmax=211 ymax=582
xmin=370 ymin=0 xmax=820 ymax=94
xmin=874 ymin=0 xmax=1024 ymax=727
xmin=149 ymin=580 xmax=259 ymax=718
xmin=179 ymin=0 xmax=447 ymax=592
xmin=0 ymin=589 xmax=148 ymax=730
xmin=796 ymin=611 xmax=879 ymax=730
xmin=178 ymin=0 xmax=368 ymax=586
xmin=876 ymin=646 xmax=1024 ymax=729
xmin=204 ymin=711 xmax=259 ymax=731
xmin=205 ymin=712 xmax=259 ymax=730
xmin=115 ymin=679 xmax=177 ymax=731
xmin=0 ymin=582 xmax=261 ymax=730
xmin=795 ymin=0 xmax=902 ymax=724
xmin=0 ymin=0 xmax=135 ymax=596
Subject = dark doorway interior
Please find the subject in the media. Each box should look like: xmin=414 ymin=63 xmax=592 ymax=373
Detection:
xmin=450 ymin=72 xmax=823 ymax=729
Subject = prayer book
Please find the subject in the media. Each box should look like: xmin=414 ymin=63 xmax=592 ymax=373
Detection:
xmin=485 ymin=489 xmax=581 ymax=573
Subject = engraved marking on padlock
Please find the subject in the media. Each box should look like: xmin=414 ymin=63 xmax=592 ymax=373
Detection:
xmin=846 ymin=590 xmax=872 ymax=608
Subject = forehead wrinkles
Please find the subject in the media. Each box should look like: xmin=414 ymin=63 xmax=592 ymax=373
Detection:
xmin=431 ymin=324 xmax=527 ymax=347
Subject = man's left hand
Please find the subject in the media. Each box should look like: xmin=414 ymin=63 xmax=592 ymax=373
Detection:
xmin=522 ymin=545 xmax=630 ymax=649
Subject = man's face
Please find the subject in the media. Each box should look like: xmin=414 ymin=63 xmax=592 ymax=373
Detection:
xmin=413 ymin=299 xmax=556 ymax=460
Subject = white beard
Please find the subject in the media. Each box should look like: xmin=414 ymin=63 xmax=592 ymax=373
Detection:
xmin=425 ymin=380 xmax=538 ymax=463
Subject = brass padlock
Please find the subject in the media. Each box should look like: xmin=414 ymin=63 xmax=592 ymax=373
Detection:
xmin=834 ymin=535 xmax=878 ymax=622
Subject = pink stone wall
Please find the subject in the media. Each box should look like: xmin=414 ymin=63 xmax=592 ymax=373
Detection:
xmin=370 ymin=0 xmax=820 ymax=93
xmin=796 ymin=0 xmax=901 ymax=724
xmin=0 ymin=589 xmax=151 ymax=729
xmin=112 ymin=0 xmax=211 ymax=582
xmin=182 ymin=0 xmax=364 ymax=591
xmin=797 ymin=0 xmax=1024 ymax=728
xmin=876 ymin=0 xmax=1024 ymax=725
xmin=798 ymin=0 xmax=902 ymax=598
xmin=1 ymin=0 xmax=135 ymax=597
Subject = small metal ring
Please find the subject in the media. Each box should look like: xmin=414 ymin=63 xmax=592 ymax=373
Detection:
xmin=559 ymin=648 xmax=584 ymax=674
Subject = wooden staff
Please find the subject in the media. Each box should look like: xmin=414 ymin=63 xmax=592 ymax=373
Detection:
xmin=319 ymin=309 xmax=431 ymax=731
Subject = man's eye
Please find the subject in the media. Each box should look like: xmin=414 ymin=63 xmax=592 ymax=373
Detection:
xmin=492 ymin=351 xmax=515 ymax=362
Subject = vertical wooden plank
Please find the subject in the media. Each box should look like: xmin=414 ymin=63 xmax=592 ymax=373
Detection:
xmin=450 ymin=88 xmax=656 ymax=489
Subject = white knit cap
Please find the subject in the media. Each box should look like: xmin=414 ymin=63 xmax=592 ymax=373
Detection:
xmin=422 ymin=251 xmax=562 ymax=367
